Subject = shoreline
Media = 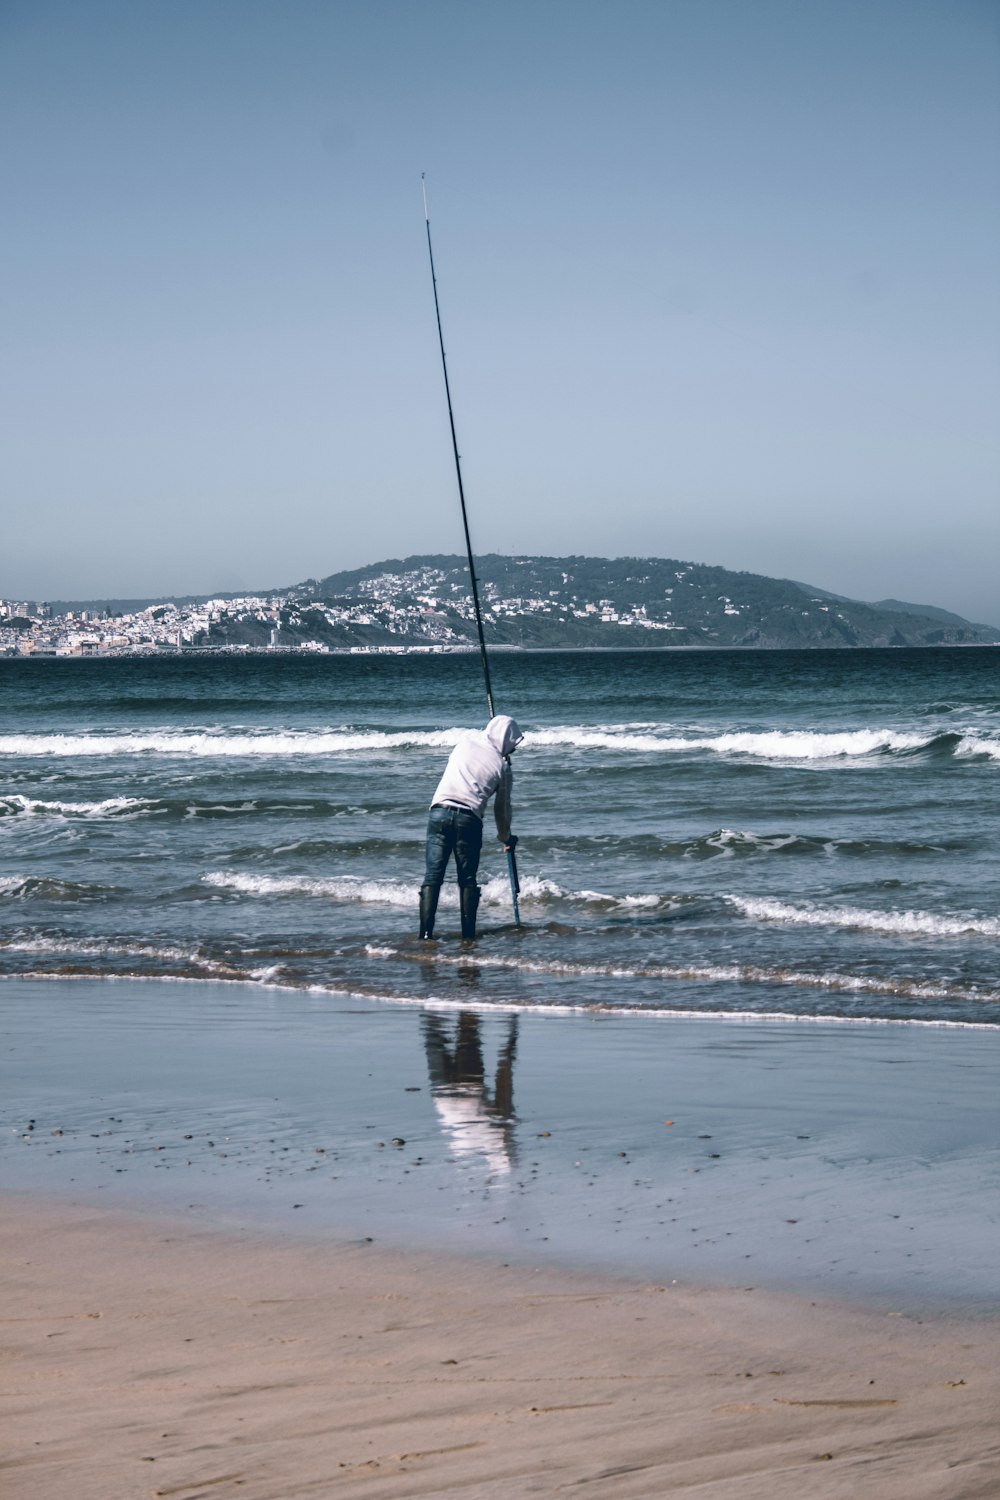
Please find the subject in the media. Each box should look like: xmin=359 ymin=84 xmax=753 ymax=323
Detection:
xmin=6 ymin=641 xmax=999 ymax=659
xmin=5 ymin=969 xmax=1000 ymax=1030
xmin=3 ymin=1191 xmax=998 ymax=1499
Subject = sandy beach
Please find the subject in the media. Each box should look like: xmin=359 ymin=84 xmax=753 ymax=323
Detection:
xmin=2 ymin=977 xmax=999 ymax=1496
xmin=3 ymin=1194 xmax=999 ymax=1500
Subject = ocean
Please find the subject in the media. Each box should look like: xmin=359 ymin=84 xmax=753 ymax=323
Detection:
xmin=1 ymin=647 xmax=998 ymax=1028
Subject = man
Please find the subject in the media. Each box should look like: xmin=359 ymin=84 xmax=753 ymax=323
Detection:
xmin=420 ymin=714 xmax=524 ymax=941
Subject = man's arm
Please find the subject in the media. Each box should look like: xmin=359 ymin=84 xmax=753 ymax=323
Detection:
xmin=493 ymin=759 xmax=513 ymax=843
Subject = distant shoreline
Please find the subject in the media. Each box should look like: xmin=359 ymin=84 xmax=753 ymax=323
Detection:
xmin=3 ymin=641 xmax=998 ymax=661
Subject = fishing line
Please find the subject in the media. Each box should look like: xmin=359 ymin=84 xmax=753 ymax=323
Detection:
xmin=421 ymin=174 xmax=495 ymax=718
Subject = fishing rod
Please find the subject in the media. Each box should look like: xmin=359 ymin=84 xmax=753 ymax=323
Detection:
xmin=422 ymin=175 xmax=522 ymax=927
xmin=421 ymin=174 xmax=495 ymax=719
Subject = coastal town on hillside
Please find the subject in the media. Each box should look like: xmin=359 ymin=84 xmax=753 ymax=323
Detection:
xmin=0 ymin=569 xmax=668 ymax=657
xmin=2 ymin=555 xmax=996 ymax=655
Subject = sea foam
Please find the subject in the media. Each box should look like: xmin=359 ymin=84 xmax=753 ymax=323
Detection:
xmin=530 ymin=726 xmax=935 ymax=758
xmin=0 ymin=794 xmax=154 ymax=818
xmin=2 ymin=724 xmax=996 ymax=762
xmin=363 ymin=943 xmax=1000 ymax=1008
xmin=0 ymin=729 xmax=465 ymax=758
xmin=728 ymin=895 xmax=1000 ymax=939
xmin=201 ymin=870 xmax=668 ymax=910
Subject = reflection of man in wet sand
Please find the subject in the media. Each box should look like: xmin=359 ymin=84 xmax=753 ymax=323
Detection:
xmin=422 ymin=1012 xmax=518 ymax=1175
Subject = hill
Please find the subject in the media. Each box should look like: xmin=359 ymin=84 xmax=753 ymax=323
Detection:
xmin=42 ymin=554 xmax=999 ymax=651
xmin=293 ymin=554 xmax=998 ymax=650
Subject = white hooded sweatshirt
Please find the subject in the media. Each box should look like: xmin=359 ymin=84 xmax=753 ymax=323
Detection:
xmin=430 ymin=715 xmax=524 ymax=841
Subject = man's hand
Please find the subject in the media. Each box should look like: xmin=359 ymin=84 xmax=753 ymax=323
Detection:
xmin=504 ymin=833 xmax=518 ymax=853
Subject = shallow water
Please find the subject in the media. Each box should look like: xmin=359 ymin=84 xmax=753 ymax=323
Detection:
xmin=1 ymin=647 xmax=998 ymax=1024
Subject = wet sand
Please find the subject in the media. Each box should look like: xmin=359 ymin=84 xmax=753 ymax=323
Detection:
xmin=3 ymin=1194 xmax=999 ymax=1500
xmin=2 ymin=977 xmax=999 ymax=1495
xmin=3 ymin=978 xmax=998 ymax=1308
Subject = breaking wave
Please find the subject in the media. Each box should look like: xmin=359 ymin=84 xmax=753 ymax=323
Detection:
xmin=201 ymin=870 xmax=675 ymax=910
xmin=0 ymin=728 xmax=465 ymax=758
xmin=531 ymin=726 xmax=1000 ymax=760
xmin=955 ymin=735 xmax=1000 ymax=761
xmin=0 ymin=794 xmax=156 ymax=819
xmin=202 ymin=871 xmax=995 ymax=940
xmin=203 ymin=871 xmax=424 ymax=906
xmin=728 ymin=896 xmax=1000 ymax=939
xmin=1 ymin=725 xmax=997 ymax=762
xmin=0 ymin=794 xmax=373 ymax=822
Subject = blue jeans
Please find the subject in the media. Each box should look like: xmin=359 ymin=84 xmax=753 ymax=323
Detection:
xmin=424 ymin=805 xmax=483 ymax=889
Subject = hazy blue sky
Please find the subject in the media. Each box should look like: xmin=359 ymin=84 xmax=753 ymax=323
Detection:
xmin=3 ymin=0 xmax=998 ymax=621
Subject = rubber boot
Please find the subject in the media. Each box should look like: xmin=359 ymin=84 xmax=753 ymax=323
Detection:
xmin=419 ymin=883 xmax=440 ymax=940
xmin=459 ymin=884 xmax=480 ymax=942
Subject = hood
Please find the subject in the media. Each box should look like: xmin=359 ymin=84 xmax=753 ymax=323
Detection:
xmin=485 ymin=715 xmax=524 ymax=757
